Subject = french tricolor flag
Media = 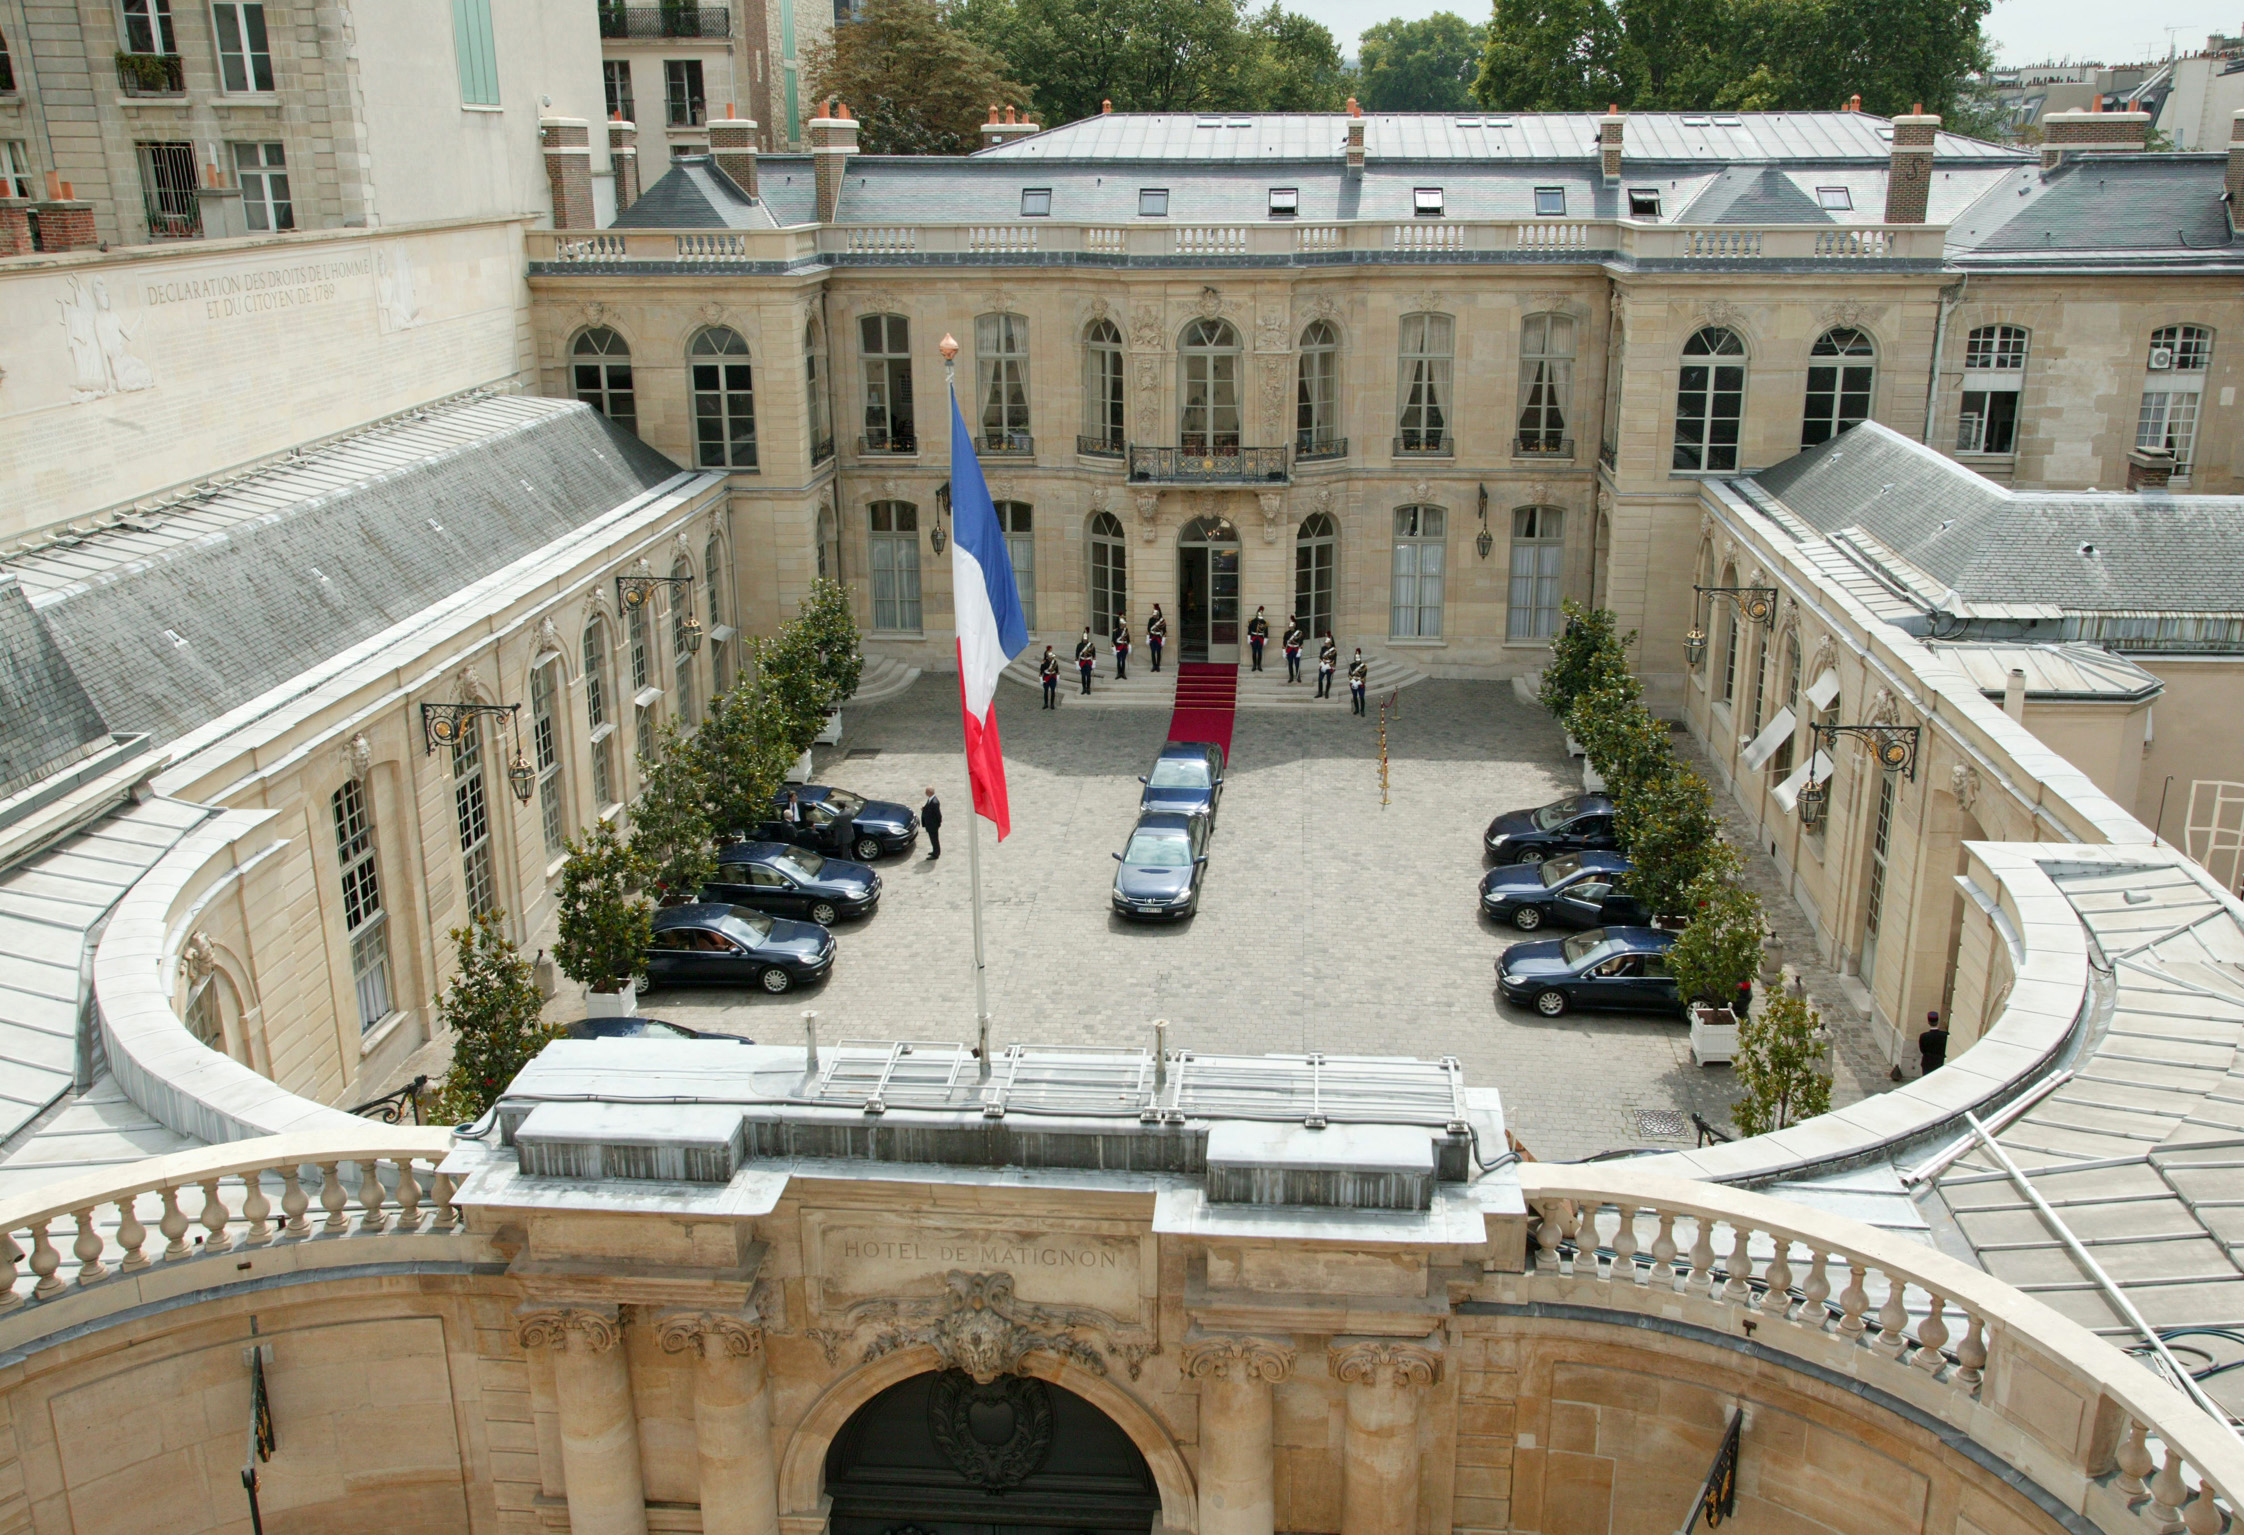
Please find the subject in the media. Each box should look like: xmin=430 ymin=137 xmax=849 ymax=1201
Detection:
xmin=947 ymin=387 xmax=1030 ymax=839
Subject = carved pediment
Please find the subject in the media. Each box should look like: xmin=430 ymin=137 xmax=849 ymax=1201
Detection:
xmin=820 ymin=1270 xmax=1156 ymax=1383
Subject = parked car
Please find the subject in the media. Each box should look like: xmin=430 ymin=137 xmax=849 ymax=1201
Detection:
xmin=749 ymin=785 xmax=918 ymax=862
xmin=1496 ymin=927 xmax=1681 ymax=1017
xmin=1479 ymin=850 xmax=1650 ymax=931
xmin=704 ymin=841 xmax=880 ymax=925
xmin=1138 ymin=741 xmax=1226 ymax=823
xmin=564 ymin=1017 xmax=746 ymax=1041
xmin=642 ymin=903 xmax=835 ymax=995
xmin=1483 ymin=793 xmax=1619 ymax=864
xmin=1110 ymin=811 xmax=1211 ymax=920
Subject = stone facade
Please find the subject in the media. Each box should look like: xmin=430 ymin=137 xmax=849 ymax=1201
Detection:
xmin=596 ymin=0 xmax=833 ymax=158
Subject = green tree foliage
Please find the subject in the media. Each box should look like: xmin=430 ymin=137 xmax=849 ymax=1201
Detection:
xmin=1537 ymin=599 xmax=1635 ymax=723
xmin=803 ymin=0 xmax=1033 ymax=154
xmin=1731 ymin=985 xmax=1833 ymax=1135
xmin=1236 ymin=6 xmax=1350 ymax=111
xmin=629 ymin=719 xmax=718 ymax=900
xmin=1667 ymin=852 xmax=1765 ymax=1005
xmin=1358 ymin=12 xmax=1489 ymax=112
xmin=1476 ymin=0 xmax=1994 ymax=123
xmin=1613 ymin=761 xmax=1725 ymax=918
xmin=1565 ymin=682 xmax=1669 ymax=807
xmin=431 ymin=912 xmax=563 ymax=1122
xmin=796 ymin=578 xmax=866 ymax=712
xmin=690 ymin=679 xmax=798 ymax=843
xmin=553 ymin=819 xmax=652 ymax=995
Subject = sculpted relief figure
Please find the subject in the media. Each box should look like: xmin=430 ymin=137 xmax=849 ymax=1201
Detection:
xmin=61 ymin=277 xmax=154 ymax=399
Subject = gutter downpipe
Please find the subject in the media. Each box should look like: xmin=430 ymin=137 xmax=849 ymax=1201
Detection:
xmin=1924 ymin=275 xmax=1967 ymax=446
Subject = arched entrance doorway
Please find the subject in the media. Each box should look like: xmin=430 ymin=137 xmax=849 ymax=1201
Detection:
xmin=824 ymin=1370 xmax=1162 ymax=1535
xmin=1177 ymin=516 xmax=1241 ymax=663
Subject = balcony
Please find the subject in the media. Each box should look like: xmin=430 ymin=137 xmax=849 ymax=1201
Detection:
xmin=1295 ymin=434 xmax=1348 ymax=463
xmin=599 ymin=4 xmax=732 ymax=37
xmin=811 ymin=434 xmax=836 ymax=466
xmin=1513 ymin=433 xmax=1574 ymax=460
xmin=1393 ymin=433 xmax=1454 ymax=458
xmin=1076 ymin=434 xmax=1125 ymax=459
xmin=1128 ymin=445 xmax=1289 ymax=485
xmin=115 ymin=51 xmax=185 ymax=96
xmin=858 ymin=432 xmax=919 ymax=456
xmin=975 ymin=433 xmax=1034 ymax=458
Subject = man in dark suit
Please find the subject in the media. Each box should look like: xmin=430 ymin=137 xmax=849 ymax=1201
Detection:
xmin=1918 ymin=1012 xmax=1949 ymax=1075
xmin=1247 ymin=607 xmax=1269 ymax=671
xmin=921 ymin=787 xmax=943 ymax=860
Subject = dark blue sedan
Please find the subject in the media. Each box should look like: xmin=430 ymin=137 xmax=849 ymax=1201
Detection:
xmin=1480 ymin=851 xmax=1648 ymax=931
xmin=564 ymin=1017 xmax=745 ymax=1041
xmin=1111 ymin=812 xmax=1210 ymax=920
xmin=1497 ymin=927 xmax=1681 ymax=1017
xmin=704 ymin=841 xmax=880 ymax=925
xmin=1483 ymin=794 xmax=1618 ymax=864
xmin=643 ymin=903 xmax=835 ymax=995
xmin=1139 ymin=742 xmax=1226 ymax=823
xmin=750 ymin=785 xmax=918 ymax=862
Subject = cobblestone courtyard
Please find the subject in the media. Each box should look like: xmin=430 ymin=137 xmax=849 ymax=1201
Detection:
xmin=623 ymin=675 xmax=1889 ymax=1162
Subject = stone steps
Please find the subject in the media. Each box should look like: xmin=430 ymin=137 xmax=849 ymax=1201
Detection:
xmin=848 ymin=653 xmax=922 ymax=706
xmin=999 ymin=645 xmax=1428 ymax=709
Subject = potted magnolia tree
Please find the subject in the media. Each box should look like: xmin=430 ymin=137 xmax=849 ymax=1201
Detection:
xmin=556 ymin=818 xmax=654 ymax=1017
xmin=1668 ymin=861 xmax=1767 ymax=1067
xmin=431 ymin=911 xmax=564 ymax=1122
xmin=1732 ymin=987 xmax=1834 ymax=1134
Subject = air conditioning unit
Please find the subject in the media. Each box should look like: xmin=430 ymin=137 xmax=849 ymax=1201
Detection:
xmin=2148 ymin=346 xmax=2176 ymax=371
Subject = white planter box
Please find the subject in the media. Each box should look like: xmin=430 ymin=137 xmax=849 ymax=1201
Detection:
xmin=816 ymin=710 xmax=843 ymax=746
xmin=1581 ymin=760 xmax=1607 ymax=793
xmin=584 ymin=983 xmax=638 ymax=1019
xmin=1690 ymin=1004 xmax=1739 ymax=1067
xmin=784 ymin=749 xmax=814 ymax=783
xmin=1565 ymin=732 xmax=1586 ymax=759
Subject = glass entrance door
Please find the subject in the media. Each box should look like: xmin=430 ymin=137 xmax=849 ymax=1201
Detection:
xmin=1177 ymin=518 xmax=1240 ymax=663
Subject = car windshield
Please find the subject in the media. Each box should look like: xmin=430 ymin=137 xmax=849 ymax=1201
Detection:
xmin=1560 ymin=930 xmax=1611 ymax=964
xmin=1532 ymin=796 xmax=1583 ymax=831
xmin=773 ymin=846 xmax=827 ymax=878
xmin=720 ymin=911 xmax=776 ymax=941
xmin=822 ymin=790 xmax=866 ymax=818
xmin=1123 ymin=830 xmax=1194 ymax=867
xmin=1147 ymin=759 xmax=1211 ymax=789
xmin=1540 ymin=854 xmax=1585 ymax=888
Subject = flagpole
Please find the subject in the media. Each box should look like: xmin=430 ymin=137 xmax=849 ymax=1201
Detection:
xmin=941 ymin=334 xmax=994 ymax=1080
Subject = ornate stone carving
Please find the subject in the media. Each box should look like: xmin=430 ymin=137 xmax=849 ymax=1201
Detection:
xmin=344 ymin=731 xmax=373 ymax=781
xmin=1404 ymin=289 xmax=1447 ymax=316
xmin=1088 ymin=484 xmax=1113 ymax=515
xmin=1695 ymin=297 xmax=1741 ymax=331
xmin=673 ymin=529 xmax=694 ymax=562
xmin=699 ymin=301 xmax=728 ymax=326
xmin=1257 ymin=491 xmax=1284 ymax=543
xmin=1527 ymin=289 xmax=1580 ymax=316
xmin=1817 ymin=300 xmax=1882 ymax=332
xmin=1950 ymin=762 xmax=1982 ymax=811
xmin=1304 ymin=294 xmax=1343 ymax=326
xmin=1256 ymin=308 xmax=1289 ymax=353
xmin=1596 ymin=484 xmax=1615 ymax=519
xmin=929 ymin=1373 xmax=1054 ymax=1490
xmin=1130 ymin=307 xmax=1164 ymax=351
xmin=987 ymin=478 xmax=1018 ymax=506
xmin=1182 ymin=1334 xmax=1296 ymax=1384
xmin=1807 ymin=635 xmax=1839 ymax=690
xmin=581 ymin=300 xmax=606 ymax=327
xmin=1699 ymin=510 xmax=1715 ymax=543
xmin=456 ymin=663 xmax=486 ymax=703
xmin=1260 ymin=356 xmax=1288 ymax=440
xmin=515 ymin=1305 xmax=624 ymax=1353
xmin=180 ymin=931 xmax=216 ymax=987
xmin=1081 ymin=296 xmax=1112 ymax=325
xmin=878 ymin=477 xmax=903 ymax=500
xmin=656 ymin=1310 xmax=764 ymax=1360
xmin=1867 ymin=686 xmax=1903 ymax=727
xmin=1134 ymin=490 xmax=1160 ymax=543
xmin=592 ymin=580 xmax=615 ymax=614
xmin=1330 ymin=1338 xmax=1442 ymax=1388
xmin=837 ymin=1270 xmax=1150 ymax=1383
xmin=1411 ymin=478 xmax=1435 ymax=505
xmin=1134 ymin=353 xmax=1163 ymax=439
xmin=1313 ymin=486 xmax=1336 ymax=518
xmin=534 ymin=615 xmax=563 ymax=658
xmin=850 ymin=289 xmax=906 ymax=316
xmin=1196 ymin=285 xmax=1223 ymax=321
xmin=982 ymin=287 xmax=1018 ymax=316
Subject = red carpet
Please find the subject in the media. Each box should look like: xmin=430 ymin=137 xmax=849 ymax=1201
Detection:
xmin=1167 ymin=662 xmax=1239 ymax=760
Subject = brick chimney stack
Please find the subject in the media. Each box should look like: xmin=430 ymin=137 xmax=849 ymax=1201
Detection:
xmin=609 ymin=115 xmax=640 ymax=212
xmin=809 ymin=100 xmax=860 ymax=223
xmin=30 ymin=184 xmax=98 ymax=252
xmin=0 ymin=198 xmax=31 ymax=257
xmin=1345 ymin=96 xmax=1365 ymax=178
xmin=979 ymin=103 xmax=1041 ymax=149
xmin=2127 ymin=444 xmax=2176 ymax=491
xmin=2227 ymin=108 xmax=2244 ymax=228
xmin=710 ymin=113 xmax=759 ymax=198
xmin=1600 ymin=104 xmax=1623 ymax=186
xmin=1883 ymin=106 xmax=1940 ymax=224
xmin=539 ymin=117 xmax=595 ymax=230
xmin=2041 ymin=103 xmax=2151 ymax=171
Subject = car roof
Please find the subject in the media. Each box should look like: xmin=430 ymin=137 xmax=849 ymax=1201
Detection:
xmin=653 ymin=902 xmax=756 ymax=929
xmin=716 ymin=841 xmax=794 ymax=861
xmin=1597 ymin=926 xmax=1677 ymax=950
xmin=1130 ymin=811 xmax=1199 ymax=835
xmin=1572 ymin=850 xmax=1633 ymax=872
xmin=1570 ymin=795 xmax=1615 ymax=814
xmin=1156 ymin=740 xmax=1224 ymax=763
xmin=779 ymin=785 xmax=836 ymax=802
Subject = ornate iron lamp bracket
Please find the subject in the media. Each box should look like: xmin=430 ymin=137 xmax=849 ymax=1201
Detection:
xmin=1809 ymin=721 xmax=1921 ymax=780
xmin=420 ymin=701 xmax=520 ymax=755
xmin=615 ymin=573 xmax=694 ymax=612
xmin=1695 ymin=584 xmax=1779 ymax=626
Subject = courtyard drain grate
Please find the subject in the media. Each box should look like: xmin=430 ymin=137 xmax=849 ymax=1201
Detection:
xmin=1631 ymin=1109 xmax=1690 ymax=1139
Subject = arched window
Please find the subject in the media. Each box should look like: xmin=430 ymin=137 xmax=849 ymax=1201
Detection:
xmin=1396 ymin=313 xmax=1453 ymax=454
xmin=452 ymin=716 xmax=500 ymax=919
xmin=530 ymin=654 xmax=568 ymax=860
xmin=671 ymin=556 xmax=699 ymax=724
xmin=997 ymin=502 xmax=1035 ymax=629
xmin=184 ymin=976 xmax=227 ymax=1051
xmin=1295 ymin=511 xmax=1336 ymax=638
xmin=868 ymin=502 xmax=921 ymax=632
xmin=689 ymin=327 xmax=757 ymax=469
xmin=1506 ymin=506 xmax=1565 ymax=641
xmin=1297 ymin=320 xmax=1340 ymax=458
xmin=1088 ymin=511 xmax=1127 ymax=637
xmin=1390 ymin=505 xmax=1445 ymax=638
xmin=583 ymin=617 xmax=618 ymax=810
xmin=1083 ymin=319 xmax=1125 ymax=454
xmin=1718 ymin=562 xmax=1741 ymax=703
xmin=628 ymin=600 xmax=658 ymax=763
xmin=331 ymin=778 xmax=392 ymax=1033
xmin=1674 ymin=326 xmax=1745 ymax=471
xmin=1516 ymin=313 xmax=1574 ymax=455
xmin=1178 ymin=319 xmax=1241 ymax=453
xmin=1802 ymin=327 xmax=1873 ymax=448
xmin=860 ymin=313 xmax=915 ymax=452
xmin=706 ymin=534 xmax=732 ymax=695
xmin=976 ymin=312 xmax=1031 ymax=450
xmin=572 ymin=327 xmax=636 ymax=431
xmin=1958 ymin=324 xmax=2027 ymax=455
xmin=806 ymin=318 xmax=834 ymax=463
xmin=1770 ymin=630 xmax=1802 ymax=775
xmin=2140 ymin=324 xmax=2215 ymax=477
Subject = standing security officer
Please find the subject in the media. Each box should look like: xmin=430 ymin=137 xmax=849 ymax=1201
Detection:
xmin=921 ymin=787 xmax=943 ymax=860
xmin=1039 ymin=645 xmax=1060 ymax=709
xmin=1316 ymin=632 xmax=1338 ymax=698
xmin=1246 ymin=607 xmax=1270 ymax=672
xmin=1282 ymin=615 xmax=1305 ymax=683
xmin=1146 ymin=604 xmax=1167 ymax=672
xmin=1348 ymin=649 xmax=1369 ymax=715
xmin=1075 ymin=628 xmax=1098 ymax=695
xmin=1112 ymin=617 xmax=1132 ymax=681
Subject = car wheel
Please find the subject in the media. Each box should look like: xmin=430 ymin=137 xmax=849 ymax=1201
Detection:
xmin=809 ymin=901 xmax=839 ymax=926
xmin=1533 ymin=988 xmax=1570 ymax=1017
xmin=1512 ymin=905 xmax=1543 ymax=931
xmin=1514 ymin=846 xmax=1546 ymax=864
xmin=854 ymin=836 xmax=882 ymax=861
xmin=759 ymin=966 xmax=793 ymax=994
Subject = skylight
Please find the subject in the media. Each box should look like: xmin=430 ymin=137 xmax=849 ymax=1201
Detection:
xmin=1533 ymin=186 xmax=1566 ymax=216
xmin=1139 ymin=188 xmax=1169 ymax=216
xmin=1413 ymin=186 xmax=1445 ymax=217
xmin=1268 ymin=187 xmax=1298 ymax=218
xmin=1020 ymin=187 xmax=1051 ymax=216
xmin=1816 ymin=186 xmax=1852 ymax=211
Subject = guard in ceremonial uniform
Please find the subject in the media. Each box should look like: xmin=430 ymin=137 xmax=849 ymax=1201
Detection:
xmin=1349 ymin=649 xmax=1369 ymax=715
xmin=1316 ymin=632 xmax=1338 ymax=698
xmin=1113 ymin=618 xmax=1132 ymax=681
xmin=1147 ymin=604 xmax=1167 ymax=672
xmin=1282 ymin=615 xmax=1305 ymax=683
xmin=1039 ymin=645 xmax=1060 ymax=709
xmin=1247 ymin=607 xmax=1270 ymax=671
xmin=1076 ymin=628 xmax=1098 ymax=694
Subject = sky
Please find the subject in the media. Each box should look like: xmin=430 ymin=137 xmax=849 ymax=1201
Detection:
xmin=1296 ymin=0 xmax=2240 ymax=68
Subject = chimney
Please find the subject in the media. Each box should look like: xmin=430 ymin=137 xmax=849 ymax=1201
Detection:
xmin=809 ymin=100 xmax=860 ymax=223
xmin=1101 ymin=98 xmax=1113 ymax=114
xmin=539 ymin=116 xmax=596 ymax=230
xmin=709 ymin=113 xmax=759 ymax=198
xmin=2003 ymin=668 xmax=2027 ymax=721
xmin=1599 ymin=104 xmax=1623 ymax=186
xmin=979 ymin=103 xmax=1041 ymax=148
xmin=0 ymin=198 xmax=31 ymax=258
xmin=1883 ymin=106 xmax=1940 ymax=224
xmin=609 ymin=115 xmax=641 ymax=212
xmin=2127 ymin=444 xmax=2176 ymax=491
xmin=29 ymin=197 xmax=98 ymax=252
xmin=2040 ymin=104 xmax=2150 ymax=171
xmin=2227 ymin=108 xmax=2244 ymax=228
xmin=1345 ymin=96 xmax=1365 ymax=177
xmin=1847 ymin=93 xmax=1861 ymax=112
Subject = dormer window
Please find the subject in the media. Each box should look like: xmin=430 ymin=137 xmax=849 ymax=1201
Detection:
xmin=1020 ymin=187 xmax=1051 ymax=216
xmin=1139 ymin=187 xmax=1169 ymax=216
xmin=1413 ymin=186 xmax=1445 ymax=217
xmin=1627 ymin=188 xmax=1661 ymax=218
xmin=1268 ymin=187 xmax=1298 ymax=218
xmin=1533 ymin=186 xmax=1565 ymax=216
xmin=1816 ymin=186 xmax=1852 ymax=211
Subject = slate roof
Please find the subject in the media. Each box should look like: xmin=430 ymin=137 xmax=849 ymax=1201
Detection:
xmin=610 ymin=156 xmax=776 ymax=230
xmin=1676 ymin=165 xmax=1837 ymax=224
xmin=1741 ymin=422 xmax=2244 ymax=615
xmin=0 ymin=579 xmax=107 ymax=799
xmin=1945 ymin=154 xmax=2239 ymax=262
xmin=1928 ymin=641 xmax=2166 ymax=701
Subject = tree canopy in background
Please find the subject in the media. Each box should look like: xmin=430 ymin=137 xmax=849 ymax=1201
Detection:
xmin=1474 ymin=0 xmax=1995 ymax=126
xmin=802 ymin=0 xmax=1032 ymax=154
xmin=1357 ymin=13 xmax=1489 ymax=112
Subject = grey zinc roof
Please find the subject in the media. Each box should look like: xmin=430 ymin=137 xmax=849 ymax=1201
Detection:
xmin=0 ymin=579 xmax=107 ymax=798
xmin=1676 ymin=165 xmax=1837 ymax=224
xmin=4 ymin=395 xmax=684 ymax=748
xmin=1945 ymin=155 xmax=2237 ymax=261
xmin=610 ymin=156 xmax=776 ymax=230
xmin=1927 ymin=641 xmax=2166 ymax=701
xmin=1743 ymin=422 xmax=2244 ymax=614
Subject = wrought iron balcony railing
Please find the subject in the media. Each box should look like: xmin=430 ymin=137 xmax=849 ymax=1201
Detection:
xmin=1513 ymin=433 xmax=1574 ymax=458
xmin=1128 ymin=445 xmax=1289 ymax=484
xmin=811 ymin=434 xmax=836 ymax=465
xmin=1076 ymin=434 xmax=1125 ymax=459
xmin=116 ymin=51 xmax=185 ymax=95
xmin=1393 ymin=433 xmax=1454 ymax=457
xmin=858 ymin=432 xmax=919 ymax=456
xmin=977 ymin=433 xmax=1034 ymax=457
xmin=599 ymin=4 xmax=732 ymax=37
xmin=1295 ymin=434 xmax=1348 ymax=462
